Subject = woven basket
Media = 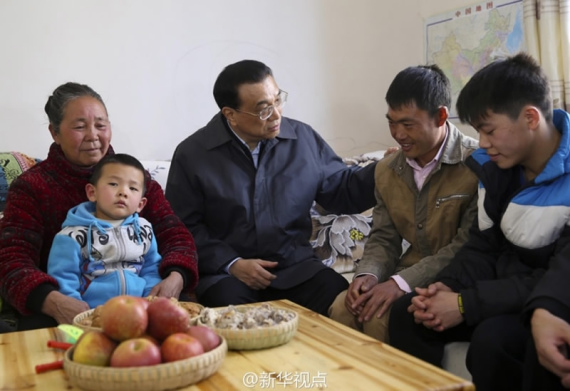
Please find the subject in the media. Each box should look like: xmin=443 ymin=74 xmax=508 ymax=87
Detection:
xmin=73 ymin=309 xmax=101 ymax=332
xmin=201 ymin=307 xmax=298 ymax=350
xmin=63 ymin=337 xmax=227 ymax=391
xmin=73 ymin=303 xmax=204 ymax=332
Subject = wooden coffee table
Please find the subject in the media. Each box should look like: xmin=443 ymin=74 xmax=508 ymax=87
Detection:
xmin=0 ymin=299 xmax=474 ymax=390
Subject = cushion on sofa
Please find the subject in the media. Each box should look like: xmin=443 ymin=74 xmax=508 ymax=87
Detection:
xmin=0 ymin=152 xmax=40 ymax=212
xmin=310 ymin=154 xmax=381 ymax=273
xmin=311 ymin=205 xmax=372 ymax=273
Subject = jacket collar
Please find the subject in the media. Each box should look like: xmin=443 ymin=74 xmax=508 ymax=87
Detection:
xmin=202 ymin=112 xmax=297 ymax=151
xmin=535 ymin=109 xmax=570 ymax=182
xmin=388 ymin=121 xmax=477 ymax=170
xmin=439 ymin=122 xmax=478 ymax=165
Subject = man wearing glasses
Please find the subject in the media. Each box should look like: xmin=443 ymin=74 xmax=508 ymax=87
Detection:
xmin=166 ymin=59 xmax=376 ymax=315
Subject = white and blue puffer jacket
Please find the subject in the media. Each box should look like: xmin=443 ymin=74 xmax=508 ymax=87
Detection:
xmin=47 ymin=201 xmax=162 ymax=308
xmin=436 ymin=109 xmax=570 ymax=326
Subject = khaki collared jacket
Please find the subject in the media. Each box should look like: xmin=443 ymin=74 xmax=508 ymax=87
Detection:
xmin=356 ymin=123 xmax=479 ymax=289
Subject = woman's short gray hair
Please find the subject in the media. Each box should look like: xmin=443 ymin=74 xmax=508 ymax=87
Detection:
xmin=44 ymin=82 xmax=107 ymax=133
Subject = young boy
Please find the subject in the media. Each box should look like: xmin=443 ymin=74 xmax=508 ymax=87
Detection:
xmin=47 ymin=154 xmax=162 ymax=308
xmin=388 ymin=53 xmax=570 ymax=391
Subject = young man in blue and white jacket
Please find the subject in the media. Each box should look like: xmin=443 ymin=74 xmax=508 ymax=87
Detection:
xmin=388 ymin=53 xmax=570 ymax=391
xmin=47 ymin=154 xmax=162 ymax=308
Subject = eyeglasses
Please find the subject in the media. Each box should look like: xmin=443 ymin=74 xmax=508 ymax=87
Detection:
xmin=235 ymin=90 xmax=288 ymax=120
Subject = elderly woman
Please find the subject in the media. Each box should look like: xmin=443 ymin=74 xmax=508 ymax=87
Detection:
xmin=0 ymin=82 xmax=198 ymax=331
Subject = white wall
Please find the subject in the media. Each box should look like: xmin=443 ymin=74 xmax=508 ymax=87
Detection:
xmin=0 ymin=0 xmax=477 ymax=160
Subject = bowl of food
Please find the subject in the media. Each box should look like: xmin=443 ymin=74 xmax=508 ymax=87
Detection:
xmin=73 ymin=297 xmax=204 ymax=331
xmin=198 ymin=303 xmax=298 ymax=350
xmin=73 ymin=307 xmax=102 ymax=332
xmin=146 ymin=296 xmax=204 ymax=325
xmin=63 ymin=335 xmax=227 ymax=391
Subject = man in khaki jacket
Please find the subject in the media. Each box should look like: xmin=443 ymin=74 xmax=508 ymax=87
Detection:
xmin=328 ymin=65 xmax=478 ymax=341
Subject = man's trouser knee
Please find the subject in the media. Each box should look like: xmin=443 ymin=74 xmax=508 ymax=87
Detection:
xmin=328 ymin=289 xmax=391 ymax=342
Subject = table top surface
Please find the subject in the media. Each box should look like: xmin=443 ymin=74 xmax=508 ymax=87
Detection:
xmin=0 ymin=300 xmax=474 ymax=391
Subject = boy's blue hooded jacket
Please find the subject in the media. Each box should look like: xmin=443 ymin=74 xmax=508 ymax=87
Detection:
xmin=47 ymin=201 xmax=162 ymax=308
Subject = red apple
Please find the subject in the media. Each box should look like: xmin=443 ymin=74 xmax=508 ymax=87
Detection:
xmin=161 ymin=333 xmax=204 ymax=362
xmin=101 ymin=295 xmax=148 ymax=341
xmin=187 ymin=325 xmax=221 ymax=352
xmin=110 ymin=338 xmax=162 ymax=367
xmin=140 ymin=334 xmax=160 ymax=346
xmin=147 ymin=297 xmax=190 ymax=341
xmin=137 ymin=297 xmax=150 ymax=311
xmin=73 ymin=330 xmax=117 ymax=367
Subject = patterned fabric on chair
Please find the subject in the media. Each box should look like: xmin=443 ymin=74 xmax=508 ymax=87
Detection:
xmin=310 ymin=154 xmax=379 ymax=274
xmin=0 ymin=152 xmax=41 ymax=212
xmin=310 ymin=203 xmax=372 ymax=274
xmin=0 ymin=151 xmax=40 ymax=332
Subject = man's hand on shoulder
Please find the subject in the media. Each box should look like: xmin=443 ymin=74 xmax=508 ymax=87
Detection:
xmin=229 ymin=258 xmax=277 ymax=290
xmin=383 ymin=146 xmax=400 ymax=158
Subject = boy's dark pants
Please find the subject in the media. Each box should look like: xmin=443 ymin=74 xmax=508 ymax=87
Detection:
xmin=389 ymin=292 xmax=529 ymax=391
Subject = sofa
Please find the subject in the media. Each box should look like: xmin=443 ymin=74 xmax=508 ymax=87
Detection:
xmin=0 ymin=150 xmax=470 ymax=380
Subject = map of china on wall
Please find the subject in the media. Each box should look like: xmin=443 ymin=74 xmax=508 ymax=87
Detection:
xmin=425 ymin=0 xmax=525 ymax=118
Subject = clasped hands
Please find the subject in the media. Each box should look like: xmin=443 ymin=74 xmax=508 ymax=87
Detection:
xmin=407 ymin=282 xmax=464 ymax=332
xmin=345 ymin=275 xmax=405 ymax=323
